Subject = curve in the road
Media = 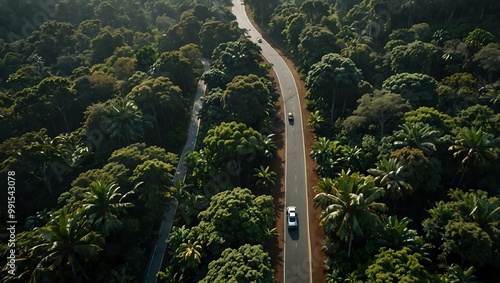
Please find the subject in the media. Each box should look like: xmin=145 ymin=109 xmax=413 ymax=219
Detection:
xmin=231 ymin=2 xmax=312 ymax=282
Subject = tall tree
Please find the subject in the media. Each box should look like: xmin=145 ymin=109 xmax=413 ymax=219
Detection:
xmin=253 ymin=166 xmax=277 ymax=189
xmin=343 ymin=90 xmax=411 ymax=137
xmin=392 ymin=122 xmax=440 ymax=156
xmin=389 ymin=41 xmax=439 ymax=75
xmin=313 ymin=170 xmax=387 ymax=257
xmin=31 ymin=208 xmax=104 ymax=282
xmin=211 ymin=39 xmax=264 ymax=78
xmin=176 ymin=240 xmax=203 ymax=269
xmin=368 ymin=158 xmax=413 ymax=211
xmin=310 ymin=137 xmax=344 ymax=178
xmin=382 ymin=72 xmax=438 ymax=108
xmin=199 ymin=244 xmax=273 ymax=283
xmin=82 ymin=181 xmax=136 ymax=237
xmin=305 ymin=53 xmax=363 ymax=122
xmin=222 ymin=74 xmax=274 ymax=129
xmin=106 ymin=98 xmax=149 ymax=146
xmin=203 ymin=122 xmax=263 ymax=182
xmin=298 ymin=26 xmax=340 ymax=73
xmin=448 ymin=127 xmax=497 ymax=186
xmin=36 ymin=76 xmax=77 ymax=133
xmin=365 ymin=247 xmax=437 ymax=283
xmin=374 ymin=216 xmax=424 ymax=252
xmin=198 ymin=188 xmax=274 ymax=247
xmin=126 ymin=76 xmax=185 ymax=144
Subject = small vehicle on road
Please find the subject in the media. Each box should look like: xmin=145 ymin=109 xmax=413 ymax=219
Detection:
xmin=257 ymin=37 xmax=263 ymax=43
xmin=286 ymin=206 xmax=298 ymax=228
xmin=288 ymin=112 xmax=294 ymax=121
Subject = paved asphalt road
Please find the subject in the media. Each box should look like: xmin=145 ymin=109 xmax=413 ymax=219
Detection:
xmin=143 ymin=59 xmax=210 ymax=283
xmin=231 ymin=2 xmax=312 ymax=282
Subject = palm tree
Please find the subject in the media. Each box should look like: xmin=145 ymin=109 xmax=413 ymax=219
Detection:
xmin=82 ymin=181 xmax=137 ymax=237
xmin=107 ymin=98 xmax=146 ymax=146
xmin=307 ymin=110 xmax=324 ymax=132
xmin=393 ymin=122 xmax=440 ymax=156
xmin=448 ymin=127 xmax=498 ymax=186
xmin=340 ymin=144 xmax=363 ymax=171
xmin=442 ymin=264 xmax=480 ymax=283
xmin=31 ymin=208 xmax=104 ymax=282
xmin=176 ymin=240 xmax=203 ymax=269
xmin=310 ymin=137 xmax=343 ymax=178
xmin=262 ymin=134 xmax=278 ymax=159
xmin=253 ymin=165 xmax=277 ymax=188
xmin=374 ymin=216 xmax=423 ymax=252
xmin=313 ymin=170 xmax=387 ymax=257
xmin=452 ymin=189 xmax=500 ymax=237
xmin=480 ymin=86 xmax=500 ymax=105
xmin=368 ymin=158 xmax=413 ymax=212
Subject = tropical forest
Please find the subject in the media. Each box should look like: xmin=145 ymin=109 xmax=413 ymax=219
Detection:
xmin=1 ymin=0 xmax=500 ymax=282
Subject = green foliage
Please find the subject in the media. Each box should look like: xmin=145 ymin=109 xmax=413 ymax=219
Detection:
xmin=392 ymin=122 xmax=440 ymax=156
xmin=203 ymin=121 xmax=263 ymax=181
xmin=298 ymin=25 xmax=340 ymax=72
xmin=305 ymin=53 xmax=363 ymax=121
xmin=343 ymin=90 xmax=411 ymax=137
xmin=199 ymin=20 xmax=241 ymax=56
xmin=368 ymin=157 xmax=413 ymax=202
xmin=442 ymin=220 xmax=492 ymax=266
xmin=131 ymin=159 xmax=174 ymax=223
xmin=211 ymin=39 xmax=265 ymax=79
xmin=223 ymin=74 xmax=273 ymax=129
xmin=150 ymin=49 xmax=201 ymax=94
xmin=454 ymin=105 xmax=500 ymax=135
xmin=313 ymin=170 xmax=387 ymax=257
xmin=199 ymin=244 xmax=273 ymax=283
xmin=389 ymin=41 xmax=439 ymax=75
xmin=365 ymin=247 xmax=437 ymax=283
xmin=472 ymin=43 xmax=500 ymax=80
xmin=441 ymin=264 xmax=481 ymax=283
xmin=310 ymin=137 xmax=345 ymax=178
xmin=449 ymin=127 xmax=497 ymax=169
xmin=390 ymin=148 xmax=441 ymax=193
xmin=90 ymin=27 xmax=125 ymax=64
xmin=423 ymin=189 xmax=500 ymax=268
xmin=253 ymin=166 xmax=277 ymax=188
xmin=374 ymin=216 xmax=424 ymax=252
xmin=30 ymin=208 xmax=104 ymax=282
xmin=382 ymin=72 xmax=438 ymax=108
xmin=464 ymin=28 xmax=496 ymax=50
xmin=436 ymin=72 xmax=481 ymax=115
xmin=198 ymin=187 xmax=274 ymax=247
xmin=82 ymin=181 xmax=136 ymax=237
xmin=404 ymin=107 xmax=454 ymax=134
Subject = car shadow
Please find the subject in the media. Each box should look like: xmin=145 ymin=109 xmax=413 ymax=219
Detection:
xmin=288 ymin=119 xmax=294 ymax=126
xmin=288 ymin=223 xmax=300 ymax=240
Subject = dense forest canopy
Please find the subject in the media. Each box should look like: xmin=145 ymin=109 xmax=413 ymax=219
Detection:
xmin=243 ymin=0 xmax=500 ymax=282
xmin=1 ymin=0 xmax=500 ymax=282
xmin=1 ymin=0 xmax=280 ymax=282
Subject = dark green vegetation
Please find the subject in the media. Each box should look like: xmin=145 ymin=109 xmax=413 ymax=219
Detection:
xmin=1 ymin=0 xmax=278 ymax=282
xmin=249 ymin=0 xmax=500 ymax=281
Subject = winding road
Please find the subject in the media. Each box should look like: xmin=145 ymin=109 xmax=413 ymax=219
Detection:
xmin=231 ymin=2 xmax=312 ymax=282
xmin=143 ymin=59 xmax=210 ymax=283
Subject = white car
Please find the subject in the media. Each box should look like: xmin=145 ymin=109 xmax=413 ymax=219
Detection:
xmin=286 ymin=206 xmax=298 ymax=228
xmin=288 ymin=112 xmax=294 ymax=121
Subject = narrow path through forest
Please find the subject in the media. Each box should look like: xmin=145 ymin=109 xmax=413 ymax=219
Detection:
xmin=143 ymin=59 xmax=210 ymax=283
